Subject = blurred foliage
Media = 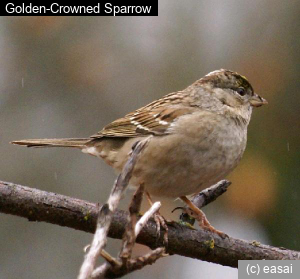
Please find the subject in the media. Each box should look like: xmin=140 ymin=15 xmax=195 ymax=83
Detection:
xmin=227 ymin=152 xmax=277 ymax=219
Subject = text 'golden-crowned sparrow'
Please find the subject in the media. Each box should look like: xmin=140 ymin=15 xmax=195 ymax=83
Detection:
xmin=12 ymin=69 xmax=267 ymax=236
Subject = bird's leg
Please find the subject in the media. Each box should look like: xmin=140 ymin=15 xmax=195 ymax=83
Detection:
xmin=145 ymin=191 xmax=168 ymax=245
xmin=180 ymin=196 xmax=227 ymax=238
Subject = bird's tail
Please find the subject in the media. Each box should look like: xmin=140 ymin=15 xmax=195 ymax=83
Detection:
xmin=11 ymin=138 xmax=90 ymax=148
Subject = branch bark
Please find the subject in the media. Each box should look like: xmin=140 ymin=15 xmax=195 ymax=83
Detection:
xmin=78 ymin=138 xmax=150 ymax=279
xmin=1 ymin=180 xmax=299 ymax=270
xmin=93 ymin=185 xmax=166 ymax=279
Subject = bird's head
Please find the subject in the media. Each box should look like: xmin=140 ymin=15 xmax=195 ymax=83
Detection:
xmin=199 ymin=69 xmax=268 ymax=109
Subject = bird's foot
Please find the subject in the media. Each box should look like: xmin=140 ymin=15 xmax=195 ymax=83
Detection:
xmin=153 ymin=212 xmax=168 ymax=245
xmin=179 ymin=196 xmax=228 ymax=239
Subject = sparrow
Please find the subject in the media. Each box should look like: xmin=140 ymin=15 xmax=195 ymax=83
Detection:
xmin=12 ymin=69 xmax=267 ymax=237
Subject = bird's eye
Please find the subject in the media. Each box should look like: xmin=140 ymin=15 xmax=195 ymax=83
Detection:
xmin=237 ymin=87 xmax=246 ymax=96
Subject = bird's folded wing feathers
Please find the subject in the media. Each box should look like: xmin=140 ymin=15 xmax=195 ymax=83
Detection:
xmin=91 ymin=105 xmax=197 ymax=138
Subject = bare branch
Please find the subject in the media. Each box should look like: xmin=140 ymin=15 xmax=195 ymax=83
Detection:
xmin=1 ymin=180 xmax=299 ymax=270
xmin=92 ymin=248 xmax=166 ymax=279
xmin=191 ymin=180 xmax=231 ymax=209
xmin=119 ymin=183 xmax=145 ymax=262
xmin=94 ymin=184 xmax=164 ymax=279
xmin=100 ymin=250 xmax=121 ymax=268
xmin=135 ymin=202 xmax=161 ymax=236
xmin=78 ymin=138 xmax=150 ymax=279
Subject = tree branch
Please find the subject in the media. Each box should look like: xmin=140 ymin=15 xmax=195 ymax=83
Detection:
xmin=1 ymin=180 xmax=299 ymax=270
xmin=93 ymin=185 xmax=166 ymax=279
xmin=78 ymin=138 xmax=150 ymax=279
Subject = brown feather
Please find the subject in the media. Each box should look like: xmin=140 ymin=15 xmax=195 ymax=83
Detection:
xmin=11 ymin=138 xmax=89 ymax=148
xmin=91 ymin=101 xmax=197 ymax=139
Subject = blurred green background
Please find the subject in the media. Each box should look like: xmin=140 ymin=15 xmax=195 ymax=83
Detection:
xmin=0 ymin=1 xmax=300 ymax=278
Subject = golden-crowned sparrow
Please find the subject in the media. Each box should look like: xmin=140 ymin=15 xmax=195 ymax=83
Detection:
xmin=12 ymin=69 xmax=267 ymax=236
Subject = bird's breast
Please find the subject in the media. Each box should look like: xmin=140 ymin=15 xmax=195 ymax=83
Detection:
xmin=131 ymin=112 xmax=248 ymax=198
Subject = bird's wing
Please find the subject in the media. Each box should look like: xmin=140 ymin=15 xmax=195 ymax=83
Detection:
xmin=91 ymin=104 xmax=197 ymax=139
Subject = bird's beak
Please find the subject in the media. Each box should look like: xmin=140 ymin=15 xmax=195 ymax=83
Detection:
xmin=249 ymin=93 xmax=268 ymax=107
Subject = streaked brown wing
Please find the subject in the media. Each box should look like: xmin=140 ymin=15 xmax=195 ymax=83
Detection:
xmin=90 ymin=105 xmax=197 ymax=139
